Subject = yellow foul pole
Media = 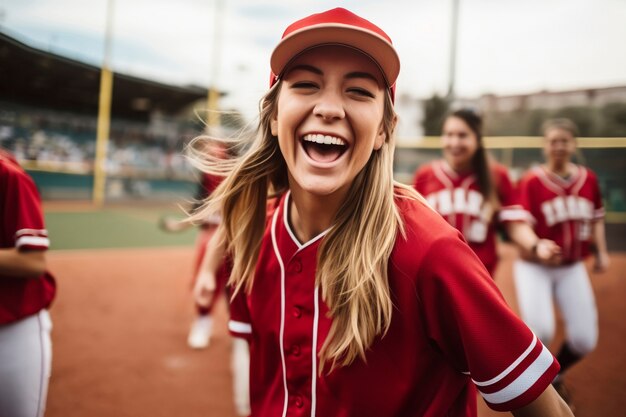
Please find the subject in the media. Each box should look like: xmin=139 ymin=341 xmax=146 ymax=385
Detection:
xmin=93 ymin=0 xmax=115 ymax=206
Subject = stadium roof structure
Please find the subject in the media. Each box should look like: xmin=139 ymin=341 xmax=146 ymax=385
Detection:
xmin=0 ymin=31 xmax=222 ymax=120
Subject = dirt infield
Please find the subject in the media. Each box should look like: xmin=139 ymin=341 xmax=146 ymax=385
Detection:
xmin=45 ymin=245 xmax=625 ymax=417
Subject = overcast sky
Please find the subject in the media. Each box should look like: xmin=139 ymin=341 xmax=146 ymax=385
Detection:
xmin=2 ymin=0 xmax=626 ymax=121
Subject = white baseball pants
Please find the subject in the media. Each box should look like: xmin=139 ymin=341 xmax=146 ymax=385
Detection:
xmin=514 ymin=260 xmax=598 ymax=355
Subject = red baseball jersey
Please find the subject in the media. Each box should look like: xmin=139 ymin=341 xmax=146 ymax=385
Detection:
xmin=228 ymin=191 xmax=559 ymax=417
xmin=0 ymin=154 xmax=56 ymax=324
xmin=517 ymin=165 xmax=604 ymax=263
xmin=413 ymin=160 xmax=526 ymax=274
xmin=195 ymin=173 xmax=224 ymax=228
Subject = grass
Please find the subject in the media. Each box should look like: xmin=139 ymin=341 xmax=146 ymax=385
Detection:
xmin=45 ymin=208 xmax=197 ymax=250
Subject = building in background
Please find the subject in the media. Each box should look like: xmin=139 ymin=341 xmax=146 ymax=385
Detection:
xmin=0 ymin=31 xmax=229 ymax=200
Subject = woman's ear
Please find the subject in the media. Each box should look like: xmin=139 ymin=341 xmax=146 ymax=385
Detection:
xmin=374 ymin=115 xmax=397 ymax=150
xmin=270 ymin=115 xmax=278 ymax=137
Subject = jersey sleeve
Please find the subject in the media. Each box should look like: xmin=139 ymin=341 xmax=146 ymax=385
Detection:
xmin=515 ymin=173 xmax=540 ymax=226
xmin=3 ymin=167 xmax=50 ymax=251
xmin=589 ymin=170 xmax=605 ymax=221
xmin=495 ymin=166 xmax=529 ymax=224
xmin=228 ymin=287 xmax=253 ymax=340
xmin=417 ymin=233 xmax=559 ymax=411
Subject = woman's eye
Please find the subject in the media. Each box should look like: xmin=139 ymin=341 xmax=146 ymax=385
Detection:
xmin=291 ymin=81 xmax=318 ymax=89
xmin=347 ymin=87 xmax=375 ymax=98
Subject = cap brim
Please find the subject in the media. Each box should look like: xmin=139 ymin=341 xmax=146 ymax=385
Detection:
xmin=270 ymin=23 xmax=400 ymax=87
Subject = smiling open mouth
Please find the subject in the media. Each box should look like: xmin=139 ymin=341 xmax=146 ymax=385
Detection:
xmin=301 ymin=134 xmax=348 ymax=163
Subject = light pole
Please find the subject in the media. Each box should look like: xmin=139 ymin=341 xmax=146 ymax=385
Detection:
xmin=447 ymin=0 xmax=459 ymax=103
xmin=206 ymin=0 xmax=224 ymax=133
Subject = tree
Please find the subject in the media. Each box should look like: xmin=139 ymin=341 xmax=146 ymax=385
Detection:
xmin=551 ymin=106 xmax=598 ymax=136
xmin=599 ymin=103 xmax=626 ymax=137
xmin=421 ymin=94 xmax=449 ymax=136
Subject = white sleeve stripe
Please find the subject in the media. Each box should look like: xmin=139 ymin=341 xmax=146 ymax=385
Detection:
xmin=593 ymin=208 xmax=605 ymax=218
xmin=15 ymin=228 xmax=48 ymax=238
xmin=16 ymin=236 xmax=50 ymax=248
xmin=479 ymin=343 xmax=554 ymax=404
xmin=228 ymin=320 xmax=252 ymax=334
xmin=473 ymin=335 xmax=537 ymax=387
xmin=498 ymin=210 xmax=533 ymax=222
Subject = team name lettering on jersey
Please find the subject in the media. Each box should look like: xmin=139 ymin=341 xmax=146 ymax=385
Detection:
xmin=426 ymin=189 xmax=491 ymax=243
xmin=541 ymin=196 xmax=594 ymax=227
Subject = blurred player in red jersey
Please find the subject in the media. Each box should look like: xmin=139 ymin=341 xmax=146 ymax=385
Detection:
xmin=191 ymin=8 xmax=573 ymax=417
xmin=413 ymin=109 xmax=561 ymax=276
xmin=514 ymin=118 xmax=610 ymax=406
xmin=160 ymin=141 xmax=229 ymax=349
xmin=0 ymin=148 xmax=56 ymax=417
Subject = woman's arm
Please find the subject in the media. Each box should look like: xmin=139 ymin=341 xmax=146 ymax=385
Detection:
xmin=0 ymin=248 xmax=46 ymax=278
xmin=511 ymin=385 xmax=573 ymax=417
xmin=193 ymin=225 xmax=227 ymax=307
xmin=158 ymin=215 xmax=195 ymax=233
xmin=505 ymin=221 xmax=561 ymax=265
xmin=591 ymin=220 xmax=610 ymax=272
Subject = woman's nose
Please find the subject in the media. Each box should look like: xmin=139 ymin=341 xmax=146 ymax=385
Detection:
xmin=313 ymin=90 xmax=345 ymax=121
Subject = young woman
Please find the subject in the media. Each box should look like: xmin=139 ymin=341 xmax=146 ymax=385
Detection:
xmin=413 ymin=109 xmax=561 ymax=276
xmin=191 ymin=8 xmax=572 ymax=417
xmin=160 ymin=143 xmax=229 ymax=349
xmin=0 ymin=149 xmax=55 ymax=417
xmin=514 ymin=118 xmax=610 ymax=403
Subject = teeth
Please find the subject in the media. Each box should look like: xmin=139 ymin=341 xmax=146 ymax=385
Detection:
xmin=302 ymin=134 xmax=346 ymax=146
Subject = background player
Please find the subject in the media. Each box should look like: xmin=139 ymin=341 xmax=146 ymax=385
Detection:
xmin=192 ymin=226 xmax=249 ymax=416
xmin=0 ymin=148 xmax=56 ymax=417
xmin=160 ymin=141 xmax=228 ymax=349
xmin=514 ymin=118 xmax=610 ymax=406
xmin=413 ymin=109 xmax=561 ymax=276
xmin=191 ymin=8 xmax=572 ymax=416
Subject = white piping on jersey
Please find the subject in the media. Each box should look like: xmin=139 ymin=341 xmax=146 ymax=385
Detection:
xmin=535 ymin=167 xmax=567 ymax=196
xmin=534 ymin=167 xmax=573 ymax=256
xmin=270 ymin=207 xmax=290 ymax=417
xmin=283 ymin=192 xmax=331 ymax=251
xmin=536 ymin=165 xmax=586 ymax=195
xmin=542 ymin=164 xmax=580 ymax=189
xmin=460 ymin=175 xmax=477 ymax=236
xmin=311 ymin=285 xmax=320 ymax=417
xmin=15 ymin=228 xmax=48 ymax=238
xmin=594 ymin=208 xmax=605 ymax=219
xmin=473 ymin=334 xmax=538 ymax=387
xmin=279 ymin=192 xmax=326 ymax=416
xmin=498 ymin=207 xmax=534 ymax=223
xmin=432 ymin=161 xmax=455 ymax=189
xmin=228 ymin=320 xmax=252 ymax=334
xmin=572 ymin=167 xmax=587 ymax=195
xmin=432 ymin=162 xmax=457 ymax=227
xmin=440 ymin=160 xmax=460 ymax=180
xmin=478 ymin=341 xmax=554 ymax=404
xmin=16 ymin=235 xmax=50 ymax=248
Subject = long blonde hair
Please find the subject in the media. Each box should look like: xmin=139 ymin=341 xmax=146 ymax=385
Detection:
xmin=189 ymin=82 xmax=418 ymax=373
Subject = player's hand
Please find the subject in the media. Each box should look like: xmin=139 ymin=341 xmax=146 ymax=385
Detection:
xmin=158 ymin=215 xmax=184 ymax=233
xmin=535 ymin=239 xmax=562 ymax=266
xmin=593 ymin=251 xmax=610 ymax=273
xmin=193 ymin=270 xmax=217 ymax=307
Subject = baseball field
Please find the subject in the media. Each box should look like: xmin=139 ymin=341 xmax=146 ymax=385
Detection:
xmin=42 ymin=202 xmax=625 ymax=417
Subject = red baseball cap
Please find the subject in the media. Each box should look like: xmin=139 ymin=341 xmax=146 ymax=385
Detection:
xmin=269 ymin=8 xmax=400 ymax=101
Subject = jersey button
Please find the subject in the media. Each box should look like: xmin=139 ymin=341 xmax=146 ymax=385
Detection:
xmin=289 ymin=259 xmax=303 ymax=273
xmin=294 ymin=395 xmax=304 ymax=408
xmin=292 ymin=306 xmax=302 ymax=318
xmin=291 ymin=344 xmax=301 ymax=356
